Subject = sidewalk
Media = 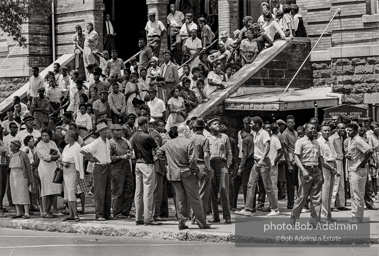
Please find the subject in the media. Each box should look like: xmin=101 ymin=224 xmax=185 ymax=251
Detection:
xmin=0 ymin=195 xmax=378 ymax=244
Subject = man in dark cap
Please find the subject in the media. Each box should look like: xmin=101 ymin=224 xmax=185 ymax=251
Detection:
xmin=191 ymin=118 xmax=212 ymax=219
xmin=206 ymin=118 xmax=232 ymax=224
xmin=109 ymin=124 xmax=134 ymax=219
xmin=30 ymin=87 xmax=50 ymax=130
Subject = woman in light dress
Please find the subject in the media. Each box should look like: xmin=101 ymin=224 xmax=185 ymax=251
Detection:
xmin=36 ymin=128 xmax=62 ymax=218
xmin=166 ymin=86 xmax=186 ymax=131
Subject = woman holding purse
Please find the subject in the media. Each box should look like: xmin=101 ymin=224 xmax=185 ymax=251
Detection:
xmin=9 ymin=140 xmax=31 ymax=219
xmin=61 ymin=131 xmax=84 ymax=222
xmin=36 ymin=128 xmax=62 ymax=218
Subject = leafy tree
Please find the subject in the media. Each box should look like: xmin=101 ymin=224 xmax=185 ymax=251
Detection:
xmin=0 ymin=0 xmax=52 ymax=47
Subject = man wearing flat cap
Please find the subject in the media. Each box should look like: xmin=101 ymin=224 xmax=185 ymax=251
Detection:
xmin=206 ymin=118 xmax=232 ymax=224
xmin=109 ymin=124 xmax=134 ymax=219
xmin=190 ymin=118 xmax=212 ymax=219
xmin=81 ymin=122 xmax=112 ymax=221
xmin=30 ymin=87 xmax=50 ymax=130
xmin=145 ymin=11 xmax=166 ymax=57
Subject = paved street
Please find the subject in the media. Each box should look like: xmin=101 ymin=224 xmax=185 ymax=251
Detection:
xmin=0 ymin=228 xmax=378 ymax=256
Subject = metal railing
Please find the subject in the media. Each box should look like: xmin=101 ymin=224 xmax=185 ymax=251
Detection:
xmin=278 ymin=8 xmax=341 ymax=100
xmin=123 ymin=51 xmax=141 ymax=65
xmin=178 ymin=38 xmax=219 ymax=70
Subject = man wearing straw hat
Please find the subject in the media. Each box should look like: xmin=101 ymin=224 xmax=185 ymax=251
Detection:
xmin=81 ymin=122 xmax=112 ymax=221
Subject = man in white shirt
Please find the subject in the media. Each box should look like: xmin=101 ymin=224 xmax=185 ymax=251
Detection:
xmin=147 ymin=87 xmax=166 ymax=121
xmin=3 ymin=122 xmax=18 ymax=152
xmin=106 ymin=49 xmax=126 ymax=77
xmin=317 ymin=123 xmax=338 ymax=221
xmin=28 ymin=67 xmax=44 ymax=105
xmin=179 ymin=13 xmax=198 ymax=53
xmin=184 ymin=29 xmax=202 ymax=57
xmin=167 ymin=3 xmax=185 ymax=51
xmin=145 ymin=11 xmax=166 ymax=57
xmin=58 ymin=66 xmax=70 ymax=91
xmin=104 ymin=13 xmax=116 ymax=54
xmin=81 ymin=122 xmax=112 ymax=221
xmin=15 ymin=114 xmax=41 ymax=149
xmin=265 ymin=123 xmax=283 ymax=205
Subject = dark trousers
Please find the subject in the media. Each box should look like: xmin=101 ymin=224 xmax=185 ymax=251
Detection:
xmin=285 ymin=163 xmax=298 ymax=208
xmin=291 ymin=166 xmax=322 ymax=221
xmin=111 ymin=160 xmax=134 ymax=216
xmin=0 ymin=166 xmax=8 ymax=209
xmin=198 ymin=163 xmax=212 ymax=217
xmin=210 ymin=159 xmax=231 ymax=220
xmin=233 ymin=158 xmax=254 ymax=208
xmin=364 ymin=177 xmax=375 ymax=207
xmin=172 ymin=172 xmax=207 ymax=227
xmin=111 ymin=112 xmax=122 ymax=124
xmin=154 ymin=172 xmax=169 ymax=218
xmin=93 ymin=164 xmax=112 ymax=219
xmin=104 ymin=35 xmax=116 ymax=54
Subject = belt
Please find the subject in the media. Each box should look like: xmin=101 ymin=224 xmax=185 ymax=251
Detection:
xmin=304 ymin=164 xmax=318 ymax=168
xmin=94 ymin=163 xmax=110 ymax=166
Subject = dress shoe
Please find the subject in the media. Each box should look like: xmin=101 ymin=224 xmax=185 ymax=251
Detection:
xmin=337 ymin=207 xmax=350 ymax=211
xmin=178 ymin=224 xmax=188 ymax=230
xmin=261 ymin=207 xmax=271 ymax=212
xmin=208 ymin=218 xmax=220 ymax=223
xmin=135 ymin=220 xmax=144 ymax=225
xmin=200 ymin=224 xmax=211 ymax=229
xmin=326 ymin=217 xmax=337 ymax=222
xmin=331 ymin=208 xmax=339 ymax=212
xmin=235 ymin=209 xmax=251 ymax=216
xmin=224 ymin=219 xmax=232 ymax=224
xmin=348 ymin=217 xmax=362 ymax=224
xmin=96 ymin=217 xmax=106 ymax=221
xmin=144 ymin=221 xmax=162 ymax=226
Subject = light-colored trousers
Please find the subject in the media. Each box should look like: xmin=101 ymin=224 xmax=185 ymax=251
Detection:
xmin=331 ymin=160 xmax=345 ymax=207
xmin=321 ymin=165 xmax=335 ymax=218
xmin=349 ymin=167 xmax=368 ymax=220
xmin=135 ymin=163 xmax=155 ymax=223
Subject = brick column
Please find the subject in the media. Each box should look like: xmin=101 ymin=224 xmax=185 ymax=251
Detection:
xmin=146 ymin=0 xmax=169 ymax=59
xmin=218 ymin=0 xmax=239 ymax=38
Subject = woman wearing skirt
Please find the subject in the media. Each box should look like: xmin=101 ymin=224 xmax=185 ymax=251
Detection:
xmin=9 ymin=140 xmax=31 ymax=219
xmin=61 ymin=131 xmax=84 ymax=222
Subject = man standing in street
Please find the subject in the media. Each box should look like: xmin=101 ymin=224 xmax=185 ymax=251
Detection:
xmin=234 ymin=127 xmax=254 ymax=209
xmin=110 ymin=124 xmax=134 ymax=219
xmin=30 ymin=87 xmax=50 ymax=130
xmin=329 ymin=122 xmax=349 ymax=211
xmin=145 ymin=11 xmax=166 ymax=57
xmin=190 ymin=118 xmax=212 ymax=218
xmin=81 ymin=123 xmax=112 ymax=221
xmin=207 ymin=118 xmax=232 ymax=224
xmin=157 ymin=124 xmax=211 ymax=230
xmin=130 ymin=117 xmax=161 ymax=226
xmin=281 ymin=115 xmax=298 ymax=209
xmin=104 ymin=13 xmax=116 ymax=54
xmin=317 ymin=123 xmax=338 ymax=221
xmin=236 ymin=116 xmax=279 ymax=217
xmin=290 ymin=123 xmax=323 ymax=226
xmin=28 ymin=67 xmax=44 ymax=106
xmin=345 ymin=122 xmax=373 ymax=223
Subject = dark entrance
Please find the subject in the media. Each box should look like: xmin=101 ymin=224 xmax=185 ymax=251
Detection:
xmin=104 ymin=0 xmax=147 ymax=60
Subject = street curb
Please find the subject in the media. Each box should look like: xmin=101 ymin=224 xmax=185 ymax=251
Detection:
xmin=0 ymin=219 xmax=378 ymax=244
xmin=0 ymin=219 xmax=235 ymax=243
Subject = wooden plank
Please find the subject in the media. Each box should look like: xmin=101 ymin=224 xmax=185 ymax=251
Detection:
xmin=187 ymin=40 xmax=291 ymax=119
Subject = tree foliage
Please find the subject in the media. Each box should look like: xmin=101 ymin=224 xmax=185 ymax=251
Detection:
xmin=0 ymin=0 xmax=52 ymax=47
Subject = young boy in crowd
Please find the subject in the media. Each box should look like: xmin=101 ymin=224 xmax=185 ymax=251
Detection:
xmin=290 ymin=4 xmax=307 ymax=37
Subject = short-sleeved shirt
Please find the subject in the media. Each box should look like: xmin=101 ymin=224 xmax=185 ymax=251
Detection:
xmin=93 ymin=99 xmax=109 ymax=119
xmin=345 ymin=134 xmax=371 ymax=172
xmin=253 ymin=128 xmax=270 ymax=160
xmin=268 ymin=134 xmax=282 ymax=166
xmin=240 ymin=39 xmax=258 ymax=53
xmin=145 ymin=20 xmax=166 ymax=37
xmin=179 ymin=22 xmax=198 ymax=38
xmin=46 ymin=87 xmax=62 ymax=103
xmin=294 ymin=136 xmax=321 ymax=167
xmin=106 ymin=58 xmax=126 ymax=77
xmin=281 ymin=128 xmax=298 ymax=155
xmin=29 ymin=75 xmax=44 ymax=98
xmin=130 ymin=130 xmax=157 ymax=164
xmin=147 ymin=97 xmax=166 ymax=118
xmin=190 ymin=133 xmax=210 ymax=163
xmin=184 ymin=37 xmax=202 ymax=55
xmin=317 ymin=136 xmax=337 ymax=162
xmin=138 ymin=46 xmax=153 ymax=69
xmin=167 ymin=11 xmax=184 ymax=27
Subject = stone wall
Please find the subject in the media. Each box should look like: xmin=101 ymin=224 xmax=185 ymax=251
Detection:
xmin=0 ymin=77 xmax=29 ymax=101
xmin=331 ymin=56 xmax=379 ymax=102
xmin=311 ymin=60 xmax=335 ymax=87
xmin=244 ymin=38 xmax=313 ymax=89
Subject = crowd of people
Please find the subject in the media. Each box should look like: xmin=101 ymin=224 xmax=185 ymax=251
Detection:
xmin=7 ymin=2 xmax=379 ymax=231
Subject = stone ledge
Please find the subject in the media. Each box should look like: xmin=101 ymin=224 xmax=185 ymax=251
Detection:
xmin=362 ymin=14 xmax=379 ymax=23
xmin=0 ymin=68 xmax=31 ymax=78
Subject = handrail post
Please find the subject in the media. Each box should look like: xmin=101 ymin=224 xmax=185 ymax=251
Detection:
xmin=278 ymin=8 xmax=341 ymax=100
